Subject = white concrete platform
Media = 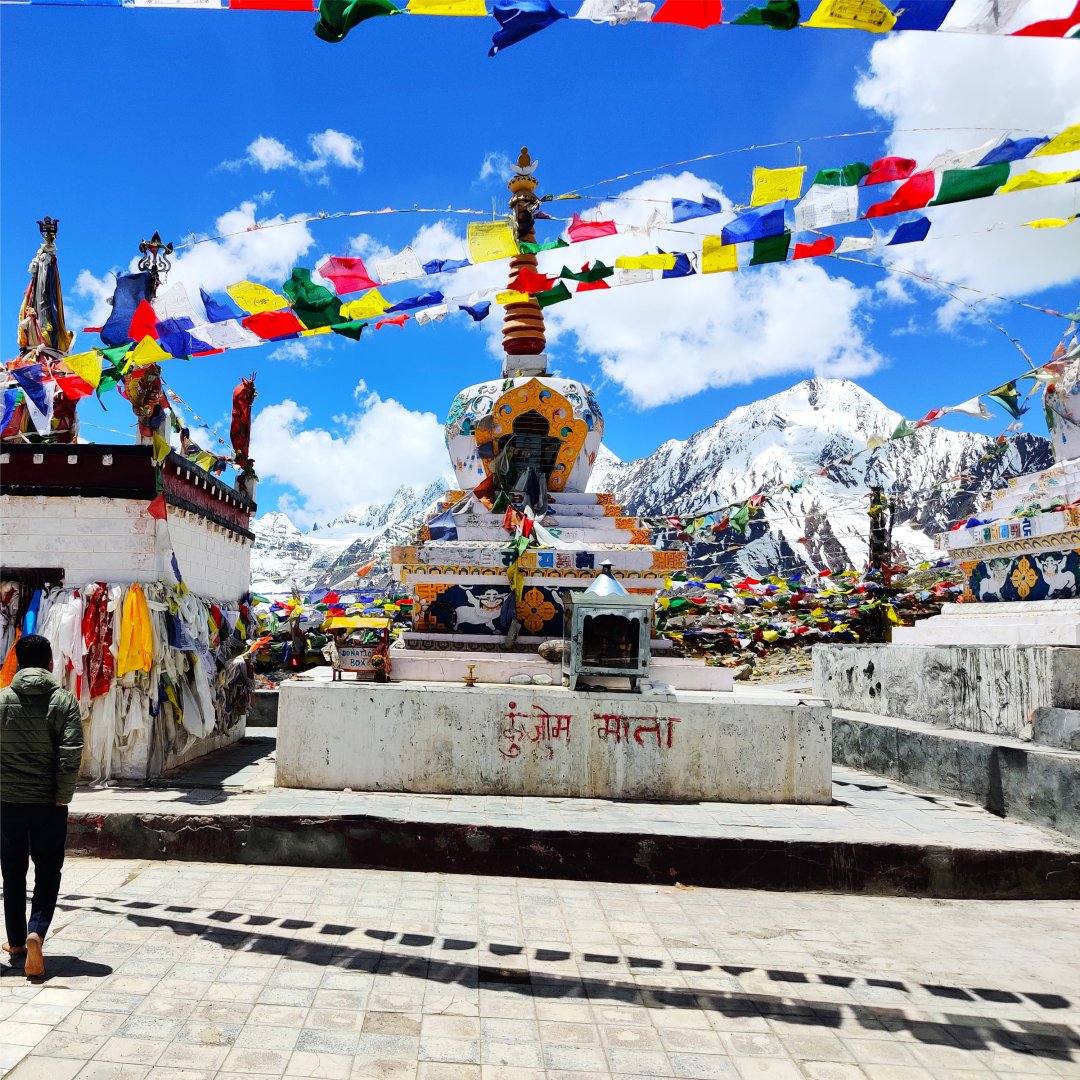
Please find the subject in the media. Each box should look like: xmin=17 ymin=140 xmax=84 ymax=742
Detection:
xmin=893 ymin=599 xmax=1080 ymax=647
xmin=275 ymin=676 xmax=830 ymax=803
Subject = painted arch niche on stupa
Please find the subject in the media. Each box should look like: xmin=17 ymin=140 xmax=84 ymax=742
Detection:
xmin=445 ymin=376 xmax=604 ymax=494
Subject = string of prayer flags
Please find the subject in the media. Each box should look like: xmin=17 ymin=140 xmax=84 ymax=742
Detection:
xmin=318 ymin=256 xmax=379 ymax=294
xmin=467 ymin=220 xmax=519 ymax=263
xmin=801 ymin=0 xmax=896 ymax=32
xmin=701 ymin=235 xmax=739 ymax=273
xmin=750 ymin=165 xmax=805 ymax=206
xmin=863 ymin=171 xmax=935 ymax=218
xmin=887 ymin=217 xmax=931 ymax=245
xmin=341 ymin=288 xmax=390 ymax=319
xmin=652 ymin=0 xmax=722 ymax=28
xmin=672 ymin=194 xmax=723 ymax=222
xmin=930 ymin=162 xmax=1010 ymax=205
xmin=567 ymin=214 xmax=619 ymax=241
xmin=489 ymin=0 xmax=568 ymax=55
xmin=615 ymin=253 xmax=678 ymax=270
xmin=314 ymin=0 xmax=399 ymax=42
xmin=227 ymin=281 xmax=289 ymax=314
xmin=721 ymin=202 xmax=785 ymax=244
xmin=794 ymin=184 xmax=860 ymax=231
xmin=372 ymin=246 xmax=424 ymax=284
xmin=733 ymin=0 xmax=800 ymax=28
xmin=999 ymin=168 xmax=1080 ymax=194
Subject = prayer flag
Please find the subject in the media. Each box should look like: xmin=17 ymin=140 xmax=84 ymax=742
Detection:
xmin=943 ymin=396 xmax=992 ymax=420
xmin=672 ymin=195 xmax=723 ymax=222
xmin=510 ymin=266 xmax=556 ymax=292
xmin=156 ymin=318 xmax=212 ymax=357
xmin=2 ymin=389 xmax=19 ymax=433
xmin=617 ymin=268 xmax=654 ymax=284
xmin=977 ymin=136 xmax=1051 ymax=165
xmin=318 ymin=255 xmax=379 ymax=294
xmin=375 ymin=313 xmax=409 ymax=330
xmin=864 ymin=156 xmax=917 ymax=186
xmin=986 ymin=381 xmax=1026 ymax=419
xmin=801 ymin=0 xmax=895 ymax=29
xmin=615 ymin=253 xmax=677 ymax=270
xmin=661 ymin=252 xmax=695 ymax=278
xmin=467 ymin=221 xmax=519 ymax=263
xmin=567 ymin=214 xmax=619 ymax=241
xmin=1035 ymin=124 xmax=1080 ymax=157
xmin=146 ymin=493 xmax=168 ymax=520
xmin=749 ymin=232 xmax=791 ymax=265
xmin=9 ymin=367 xmax=51 ymax=431
xmin=537 ymin=281 xmax=572 ymax=307
xmin=152 ymin=432 xmax=172 ymax=465
xmin=1013 ymin=0 xmax=1080 ymax=35
xmin=372 ymin=246 xmax=424 ymax=284
xmin=100 ymin=272 xmax=152 ymax=347
xmin=386 ymin=291 xmax=445 ymax=313
xmin=559 ymin=261 xmax=614 ymax=282
xmin=794 ymin=184 xmax=859 ymax=231
xmin=342 ymin=288 xmax=390 ymax=319
xmin=154 ymin=282 xmax=203 ymax=326
xmin=652 ymin=0 xmax=722 ymax=26
xmin=887 ymin=217 xmax=931 ymax=244
xmin=62 ymin=351 xmax=104 ymax=389
xmin=998 ymin=168 xmax=1080 ymax=194
xmin=415 ymin=304 xmax=450 ymax=325
xmin=227 ymin=281 xmax=289 ymax=314
xmin=242 ymin=310 xmax=304 ymax=340
xmin=409 ymin=0 xmax=485 ymax=11
xmin=200 ymin=288 xmax=240 ymax=323
xmin=125 ymin=336 xmax=172 ymax=368
xmin=129 ymin=300 xmax=159 ymax=343
xmin=496 ymin=290 xmax=531 ymax=305
xmin=520 ymin=237 xmax=569 ymax=254
xmin=489 ymin=0 xmax=568 ymax=55
xmin=1024 ymin=216 xmax=1075 ymax=228
xmin=751 ymin=165 xmax=805 ymax=206
xmin=811 ymin=161 xmax=869 ymax=187
xmin=836 ymin=236 xmax=875 ymax=253
xmin=576 ymin=278 xmax=609 ymax=293
xmin=331 ymin=320 xmax=367 ymax=340
xmin=792 ymin=236 xmax=836 ymax=259
xmin=191 ymin=319 xmax=262 ymax=351
xmin=733 ymin=0 xmax=799 ymax=27
xmin=460 ymin=300 xmax=492 ymax=321
xmin=930 ymin=162 xmax=1010 ymax=204
xmin=421 ymin=257 xmax=471 ymax=274
xmin=314 ymin=0 xmax=399 ymax=41
xmin=721 ymin=202 xmax=785 ymax=244
xmin=864 ymin=171 xmax=935 ymax=218
xmin=892 ymin=0 xmax=952 ymax=29
xmin=701 ymin=235 xmax=739 ymax=273
xmin=574 ymin=0 xmax=654 ymax=21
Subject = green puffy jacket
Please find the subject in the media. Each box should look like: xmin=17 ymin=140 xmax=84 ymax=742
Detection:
xmin=0 ymin=668 xmax=84 ymax=805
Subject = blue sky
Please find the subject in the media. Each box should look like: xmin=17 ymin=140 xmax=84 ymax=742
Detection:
xmin=2 ymin=5 xmax=1078 ymax=524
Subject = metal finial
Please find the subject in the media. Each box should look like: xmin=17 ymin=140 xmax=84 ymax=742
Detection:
xmin=37 ymin=217 xmax=59 ymax=243
xmin=138 ymin=231 xmax=174 ymax=298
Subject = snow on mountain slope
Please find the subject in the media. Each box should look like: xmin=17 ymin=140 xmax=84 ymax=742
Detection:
xmin=251 ymin=379 xmax=1050 ymax=590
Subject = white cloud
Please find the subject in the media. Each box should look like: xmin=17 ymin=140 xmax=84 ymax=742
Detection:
xmin=479 ymin=151 xmax=512 ymax=182
xmin=73 ymin=201 xmax=316 ymax=325
xmin=221 ymin=129 xmax=364 ymax=184
xmin=268 ymin=340 xmax=315 ymax=364
xmin=853 ymin=33 xmax=1080 ymax=309
xmin=250 ymin=389 xmax=447 ymax=525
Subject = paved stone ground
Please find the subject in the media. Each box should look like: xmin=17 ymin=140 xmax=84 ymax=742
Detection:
xmin=67 ymin=732 xmax=1078 ymax=855
xmin=2 ymin=859 xmax=1079 ymax=1079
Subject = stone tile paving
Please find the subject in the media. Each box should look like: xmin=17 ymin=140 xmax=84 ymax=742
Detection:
xmin=2 ymin=859 xmax=1079 ymax=1078
xmin=67 ymin=728 xmax=1077 ymax=853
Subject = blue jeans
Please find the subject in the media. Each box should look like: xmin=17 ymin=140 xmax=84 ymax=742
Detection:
xmin=1 ymin=802 xmax=68 ymax=947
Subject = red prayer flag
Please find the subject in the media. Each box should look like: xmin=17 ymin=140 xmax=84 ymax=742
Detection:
xmin=375 ymin=313 xmax=409 ymax=330
xmin=652 ymin=0 xmax=722 ymax=27
xmin=864 ymin=171 xmax=936 ymax=219
xmin=576 ymin=278 xmax=610 ymax=292
xmin=1013 ymin=0 xmax=1080 ymax=35
xmin=54 ymin=374 xmax=95 ymax=401
xmin=129 ymin=300 xmax=159 ymax=343
xmin=510 ymin=266 xmax=556 ymax=294
xmin=317 ymin=256 xmax=379 ymax=295
xmin=913 ymin=408 xmax=945 ymax=428
xmin=322 ymin=591 xmax=340 ymax=605
xmin=355 ymin=560 xmax=375 ymax=578
xmin=863 ymin=156 xmax=918 ymax=186
xmin=792 ymin=236 xmax=836 ymax=260
xmin=567 ymin=214 xmax=618 ymax=242
xmin=242 ymin=310 xmax=304 ymax=340
xmin=146 ymin=493 xmax=168 ymax=520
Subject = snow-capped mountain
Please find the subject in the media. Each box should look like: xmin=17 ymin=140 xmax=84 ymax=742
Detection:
xmin=250 ymin=378 xmax=1050 ymax=590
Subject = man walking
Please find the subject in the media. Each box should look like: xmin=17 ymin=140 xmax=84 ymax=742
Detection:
xmin=1 ymin=633 xmax=84 ymax=978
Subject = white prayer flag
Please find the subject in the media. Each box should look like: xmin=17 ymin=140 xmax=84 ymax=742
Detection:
xmin=23 ymin=380 xmax=56 ymax=435
xmin=617 ymin=269 xmax=654 ymax=285
xmin=943 ymin=396 xmax=992 ymax=420
xmin=573 ymin=0 xmax=654 ymax=22
xmin=154 ymin=282 xmax=202 ymax=325
xmin=190 ymin=320 xmax=261 ymax=351
xmin=836 ymin=236 xmax=876 ymax=254
xmin=415 ymin=304 xmax=450 ymax=326
xmin=373 ymin=246 xmax=424 ymax=285
xmin=794 ymin=185 xmax=860 ymax=233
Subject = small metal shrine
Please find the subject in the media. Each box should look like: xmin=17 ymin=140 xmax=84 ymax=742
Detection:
xmin=564 ymin=562 xmax=654 ymax=692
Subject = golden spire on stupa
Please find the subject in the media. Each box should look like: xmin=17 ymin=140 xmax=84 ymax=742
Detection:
xmin=501 ymin=147 xmax=547 ymax=358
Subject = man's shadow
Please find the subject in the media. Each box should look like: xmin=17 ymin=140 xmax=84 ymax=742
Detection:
xmin=1 ymin=956 xmax=112 ymax=983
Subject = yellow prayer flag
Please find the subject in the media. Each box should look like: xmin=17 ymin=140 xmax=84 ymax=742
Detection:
xmin=341 ymin=289 xmax=390 ymax=319
xmin=61 ymin=350 xmax=104 ymax=389
xmin=152 ymin=433 xmax=172 ymax=465
xmin=750 ymin=166 xmax=806 ymax=207
xmin=408 ymin=0 xmax=486 ymax=11
xmin=194 ymin=451 xmax=220 ymax=472
xmin=762 ymin=629 xmax=780 ymax=642
xmin=1024 ymin=217 xmax=1074 ymax=229
xmin=614 ymin=253 xmax=678 ymax=271
xmin=123 ymin=336 xmax=172 ymax=371
xmin=999 ymin=168 xmax=1080 ymax=195
xmin=300 ymin=326 xmax=332 ymax=336
xmin=226 ymin=280 xmax=289 ymax=314
xmin=467 ymin=221 xmax=519 ymax=264
xmin=496 ymin=290 xmax=530 ymax=305
xmin=802 ymin=0 xmax=896 ymax=31
xmin=701 ymin=235 xmax=739 ymax=274
xmin=1034 ymin=124 xmax=1080 ymax=157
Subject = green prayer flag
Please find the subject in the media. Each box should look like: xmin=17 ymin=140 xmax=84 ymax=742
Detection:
xmin=930 ymin=162 xmax=1009 ymax=206
xmin=734 ymin=0 xmax=800 ymax=28
xmin=812 ymin=162 xmax=870 ymax=187
xmin=558 ymin=261 xmax=614 ymax=283
xmin=729 ymin=504 xmax=752 ymax=534
xmin=330 ymin=320 xmax=367 ymax=340
xmin=986 ymin=381 xmax=1026 ymax=419
xmin=314 ymin=0 xmax=399 ymax=43
xmin=101 ymin=344 xmax=131 ymax=366
xmin=519 ymin=237 xmax=570 ymax=254
xmin=890 ymin=419 xmax=917 ymax=440
xmin=667 ymin=597 xmax=690 ymax=612
xmin=749 ymin=232 xmax=791 ymax=266
xmin=283 ymin=267 xmax=343 ymax=329
xmin=536 ymin=281 xmax=572 ymax=308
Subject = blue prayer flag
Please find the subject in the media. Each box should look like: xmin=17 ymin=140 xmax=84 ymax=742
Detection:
xmin=422 ymin=258 xmax=470 ymax=275
xmin=892 ymin=0 xmax=954 ymax=30
xmin=10 ymin=366 xmax=49 ymax=419
xmin=661 ymin=252 xmax=696 ymax=279
xmin=672 ymin=195 xmax=723 ymax=224
xmin=887 ymin=217 xmax=931 ymax=245
xmin=386 ymin=291 xmax=445 ymax=314
xmin=721 ymin=203 xmax=786 ymax=245
xmin=100 ymin=272 xmax=152 ymax=347
xmin=489 ymin=0 xmax=567 ymax=56
xmin=428 ymin=508 xmax=458 ymax=542
xmin=200 ymin=288 xmax=240 ymax=324
xmin=156 ymin=317 xmax=213 ymax=358
xmin=1 ymin=388 xmax=18 ymax=433
xmin=977 ymin=136 xmax=1050 ymax=166
xmin=461 ymin=301 xmax=491 ymax=322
